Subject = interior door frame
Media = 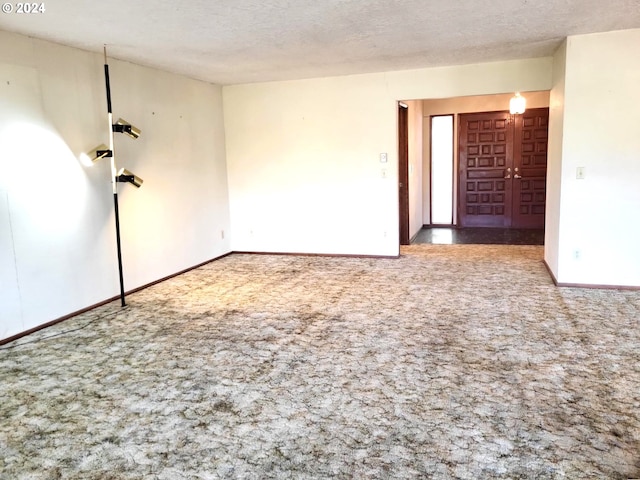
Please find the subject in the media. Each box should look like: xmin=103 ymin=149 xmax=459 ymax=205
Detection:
xmin=398 ymin=102 xmax=410 ymax=245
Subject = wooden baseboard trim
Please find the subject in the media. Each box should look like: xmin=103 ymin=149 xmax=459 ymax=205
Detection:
xmin=232 ymin=251 xmax=400 ymax=260
xmin=125 ymin=252 xmax=233 ymax=296
xmin=0 ymin=251 xmax=233 ymax=346
xmin=0 ymin=298 xmax=119 ymax=346
xmin=543 ymin=260 xmax=639 ymax=290
xmin=555 ymin=282 xmax=640 ymax=291
xmin=542 ymin=260 xmax=559 ymax=286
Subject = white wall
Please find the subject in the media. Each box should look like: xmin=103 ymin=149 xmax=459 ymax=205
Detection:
xmin=406 ymin=100 xmax=423 ymax=240
xmin=551 ymin=29 xmax=640 ymax=286
xmin=0 ymin=31 xmax=230 ymax=341
xmin=223 ymin=75 xmax=398 ymax=256
xmin=544 ymin=41 xmax=567 ymax=277
xmin=223 ymin=58 xmax=553 ymax=256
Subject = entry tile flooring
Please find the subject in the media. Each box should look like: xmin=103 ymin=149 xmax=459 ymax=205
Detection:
xmin=413 ymin=227 xmax=545 ymax=246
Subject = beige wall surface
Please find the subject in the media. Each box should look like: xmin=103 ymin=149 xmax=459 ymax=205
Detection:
xmin=554 ymin=28 xmax=640 ymax=286
xmin=545 ymin=41 xmax=568 ymax=278
xmin=223 ymin=58 xmax=553 ymax=256
xmin=406 ymin=100 xmax=424 ymax=240
xmin=0 ymin=31 xmax=231 ymax=340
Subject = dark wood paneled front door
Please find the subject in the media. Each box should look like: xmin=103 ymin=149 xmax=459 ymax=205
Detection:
xmin=458 ymin=108 xmax=548 ymax=228
xmin=512 ymin=108 xmax=548 ymax=228
xmin=459 ymin=111 xmax=513 ymax=227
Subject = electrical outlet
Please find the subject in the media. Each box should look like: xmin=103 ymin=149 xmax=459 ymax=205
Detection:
xmin=573 ymin=249 xmax=581 ymax=260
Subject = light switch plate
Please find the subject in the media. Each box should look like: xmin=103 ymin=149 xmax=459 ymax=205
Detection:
xmin=380 ymin=153 xmax=388 ymax=163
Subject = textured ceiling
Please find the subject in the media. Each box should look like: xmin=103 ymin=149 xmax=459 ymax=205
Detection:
xmin=1 ymin=0 xmax=640 ymax=85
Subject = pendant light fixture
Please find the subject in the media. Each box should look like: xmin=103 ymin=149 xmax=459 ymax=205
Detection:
xmin=509 ymin=92 xmax=526 ymax=114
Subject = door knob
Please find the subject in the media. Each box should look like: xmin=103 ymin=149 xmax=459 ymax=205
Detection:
xmin=504 ymin=167 xmax=511 ymax=179
xmin=513 ymin=167 xmax=522 ymax=179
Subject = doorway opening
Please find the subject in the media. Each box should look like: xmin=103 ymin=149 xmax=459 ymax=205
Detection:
xmin=397 ymin=91 xmax=550 ymax=247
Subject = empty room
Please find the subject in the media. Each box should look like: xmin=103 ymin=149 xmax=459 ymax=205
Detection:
xmin=1 ymin=1 xmax=639 ymax=478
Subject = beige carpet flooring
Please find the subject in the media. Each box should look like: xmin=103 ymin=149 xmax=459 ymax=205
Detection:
xmin=1 ymin=244 xmax=639 ymax=479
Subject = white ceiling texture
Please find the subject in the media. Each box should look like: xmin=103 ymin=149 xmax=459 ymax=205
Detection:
xmin=1 ymin=0 xmax=640 ymax=85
